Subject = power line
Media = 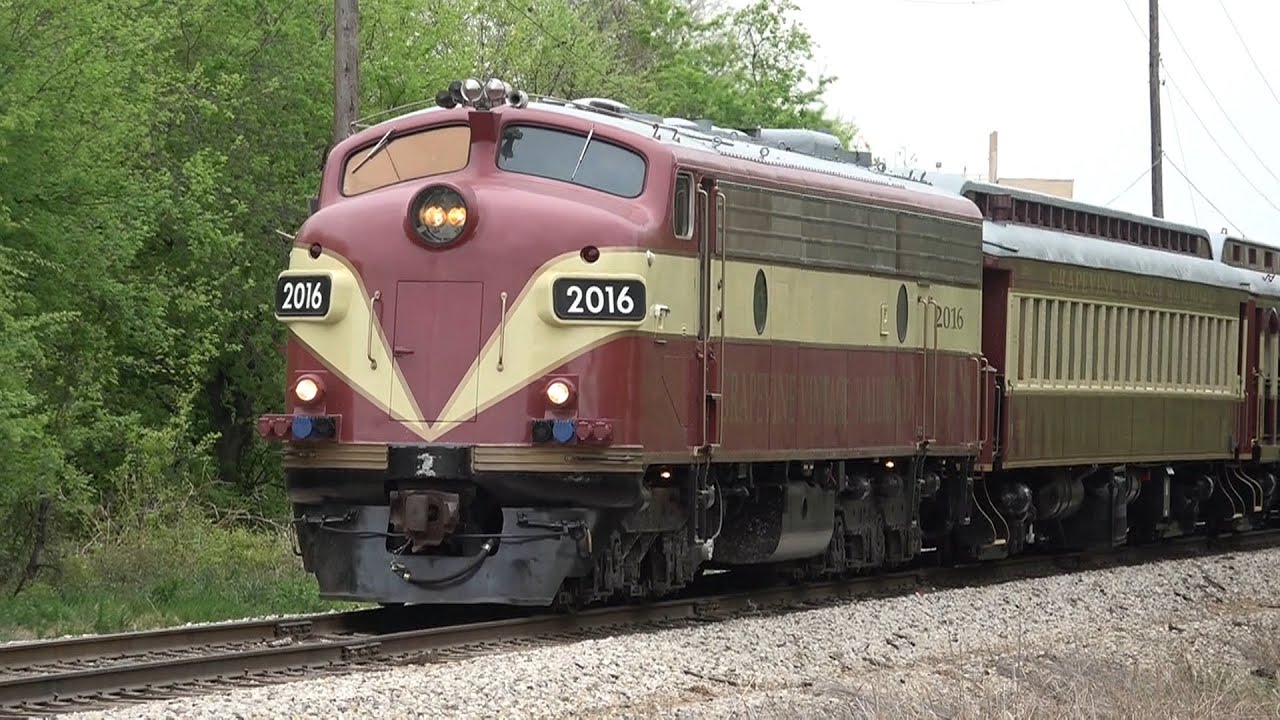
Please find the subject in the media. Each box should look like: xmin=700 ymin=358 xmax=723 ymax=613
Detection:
xmin=1117 ymin=0 xmax=1280 ymax=216
xmin=1161 ymin=71 xmax=1280 ymax=215
xmin=1159 ymin=5 xmax=1280 ymax=186
xmin=1215 ymin=0 xmax=1280 ymax=111
xmin=1163 ymin=151 xmax=1246 ymax=236
xmin=499 ymin=0 xmax=610 ymax=92
xmin=1119 ymin=1 xmax=1152 ymax=53
xmin=1164 ymin=81 xmax=1198 ymax=223
xmin=1104 ymin=157 xmax=1160 ymax=207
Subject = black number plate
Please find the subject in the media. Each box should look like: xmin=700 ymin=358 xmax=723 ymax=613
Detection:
xmin=552 ymin=278 xmax=646 ymax=321
xmin=275 ymin=275 xmax=332 ymax=317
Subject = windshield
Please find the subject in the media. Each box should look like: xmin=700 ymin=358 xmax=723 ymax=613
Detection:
xmin=341 ymin=125 xmax=471 ymax=196
xmin=497 ymin=124 xmax=646 ymax=198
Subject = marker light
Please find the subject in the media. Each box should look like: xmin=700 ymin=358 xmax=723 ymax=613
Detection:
xmin=292 ymin=415 xmax=314 ymax=439
xmin=290 ymin=415 xmax=337 ymax=441
xmin=531 ymin=420 xmax=553 ymax=443
xmin=410 ymin=185 xmax=468 ymax=246
xmin=545 ymin=380 xmax=572 ymax=407
xmin=294 ymin=376 xmax=323 ymax=404
xmin=551 ymin=419 xmax=575 ymax=443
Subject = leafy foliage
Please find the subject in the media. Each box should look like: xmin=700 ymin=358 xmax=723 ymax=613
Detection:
xmin=620 ymin=0 xmax=856 ymax=141
xmin=0 ymin=522 xmax=348 ymax=639
xmin=0 ymin=0 xmax=857 ymax=610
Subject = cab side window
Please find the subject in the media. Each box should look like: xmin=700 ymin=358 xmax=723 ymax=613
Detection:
xmin=673 ymin=172 xmax=694 ymax=240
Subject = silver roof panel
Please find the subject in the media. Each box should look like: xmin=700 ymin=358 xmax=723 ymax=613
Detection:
xmin=1203 ymin=234 xmax=1280 ymax=298
xmin=913 ymin=171 xmax=1212 ymax=240
xmin=386 ymin=103 xmax=1280 ymax=299
xmin=982 ymin=220 xmax=1254 ymax=294
xmin=393 ymin=99 xmax=968 ymax=204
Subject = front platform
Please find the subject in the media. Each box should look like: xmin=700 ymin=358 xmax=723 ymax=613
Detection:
xmin=294 ymin=505 xmax=600 ymax=605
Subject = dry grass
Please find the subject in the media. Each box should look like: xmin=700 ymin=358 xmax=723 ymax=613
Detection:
xmin=664 ymin=632 xmax=1280 ymax=719
xmin=1242 ymin=618 xmax=1280 ymax=683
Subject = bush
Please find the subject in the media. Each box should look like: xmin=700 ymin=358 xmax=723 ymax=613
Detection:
xmin=0 ymin=517 xmax=355 ymax=641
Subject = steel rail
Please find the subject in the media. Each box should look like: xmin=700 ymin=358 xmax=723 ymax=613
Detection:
xmin=2 ymin=528 xmax=1278 ymax=717
xmin=0 ymin=608 xmax=384 ymax=670
xmin=0 ymin=601 xmax=530 ymax=671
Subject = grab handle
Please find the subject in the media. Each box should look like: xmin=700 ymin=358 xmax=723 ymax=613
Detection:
xmin=366 ymin=290 xmax=381 ymax=369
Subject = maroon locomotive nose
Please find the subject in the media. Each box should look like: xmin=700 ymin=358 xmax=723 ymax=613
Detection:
xmin=268 ymin=76 xmax=1280 ymax=612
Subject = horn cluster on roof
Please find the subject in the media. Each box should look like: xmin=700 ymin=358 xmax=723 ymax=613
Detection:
xmin=430 ymin=77 xmax=872 ymax=169
xmin=435 ymin=77 xmax=529 ymax=111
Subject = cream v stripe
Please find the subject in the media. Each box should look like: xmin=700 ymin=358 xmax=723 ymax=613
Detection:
xmin=279 ymin=245 xmax=984 ymax=445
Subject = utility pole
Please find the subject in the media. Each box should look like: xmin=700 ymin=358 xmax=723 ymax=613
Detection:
xmin=1149 ymin=0 xmax=1164 ymax=217
xmin=988 ymin=131 xmax=998 ymax=183
xmin=333 ymin=0 xmax=359 ymax=144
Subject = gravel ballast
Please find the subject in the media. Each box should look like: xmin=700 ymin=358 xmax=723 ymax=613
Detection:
xmin=65 ymin=548 xmax=1280 ymax=719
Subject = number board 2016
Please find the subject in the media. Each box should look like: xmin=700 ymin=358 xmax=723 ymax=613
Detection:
xmin=275 ymin=275 xmax=332 ymax=317
xmin=552 ymin=278 xmax=646 ymax=322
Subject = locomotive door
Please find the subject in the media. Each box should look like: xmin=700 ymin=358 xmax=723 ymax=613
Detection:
xmin=696 ymin=177 xmax=725 ymax=451
xmin=918 ymin=284 xmax=938 ymax=446
xmin=1241 ymin=299 xmax=1259 ymax=455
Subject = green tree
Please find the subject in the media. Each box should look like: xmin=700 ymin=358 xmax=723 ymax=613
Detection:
xmin=596 ymin=0 xmax=857 ymax=142
xmin=0 ymin=0 xmax=856 ymax=598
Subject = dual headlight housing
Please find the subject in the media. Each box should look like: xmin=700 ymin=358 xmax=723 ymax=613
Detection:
xmin=409 ymin=185 xmax=469 ymax=246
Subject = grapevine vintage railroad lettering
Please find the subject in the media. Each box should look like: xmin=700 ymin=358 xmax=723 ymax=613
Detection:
xmin=1044 ymin=267 xmax=1216 ymax=307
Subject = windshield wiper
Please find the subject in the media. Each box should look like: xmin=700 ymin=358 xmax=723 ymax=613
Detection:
xmin=350 ymin=126 xmax=396 ymax=175
xmin=569 ymin=124 xmax=595 ymax=182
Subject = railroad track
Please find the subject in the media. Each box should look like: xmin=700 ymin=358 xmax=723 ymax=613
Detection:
xmin=0 ymin=604 xmax=526 ymax=717
xmin=3 ymin=529 xmax=1277 ymax=718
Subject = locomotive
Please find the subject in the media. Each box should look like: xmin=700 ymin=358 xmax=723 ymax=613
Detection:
xmin=260 ymin=76 xmax=1280 ymax=608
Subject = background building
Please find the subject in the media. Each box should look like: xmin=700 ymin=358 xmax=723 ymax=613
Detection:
xmin=988 ymin=131 xmax=1075 ymax=199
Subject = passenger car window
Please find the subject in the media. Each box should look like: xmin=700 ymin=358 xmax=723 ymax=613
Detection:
xmin=497 ymin=124 xmax=646 ymax=198
xmin=673 ymin=172 xmax=693 ymax=239
xmin=342 ymin=125 xmax=472 ymax=196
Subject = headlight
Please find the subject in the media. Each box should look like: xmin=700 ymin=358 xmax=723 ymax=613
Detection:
xmin=545 ymin=380 xmax=572 ymax=407
xmin=411 ymin=185 xmax=468 ymax=245
xmin=294 ymin=375 xmax=323 ymax=404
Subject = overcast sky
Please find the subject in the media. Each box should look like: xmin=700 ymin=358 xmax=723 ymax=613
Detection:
xmin=741 ymin=0 xmax=1280 ymax=243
